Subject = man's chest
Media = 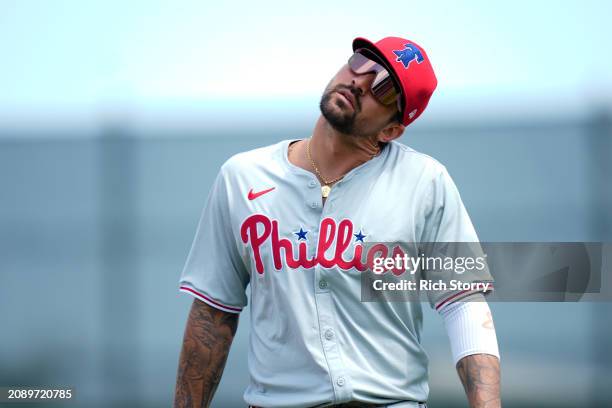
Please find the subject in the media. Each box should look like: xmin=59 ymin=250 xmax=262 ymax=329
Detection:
xmin=232 ymin=179 xmax=426 ymax=277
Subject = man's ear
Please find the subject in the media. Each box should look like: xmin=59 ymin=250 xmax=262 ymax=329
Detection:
xmin=378 ymin=122 xmax=405 ymax=143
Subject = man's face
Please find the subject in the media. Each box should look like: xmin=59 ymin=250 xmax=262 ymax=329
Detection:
xmin=319 ymin=56 xmax=400 ymax=138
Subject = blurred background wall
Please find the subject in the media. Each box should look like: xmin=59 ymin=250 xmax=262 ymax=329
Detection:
xmin=1 ymin=1 xmax=611 ymax=407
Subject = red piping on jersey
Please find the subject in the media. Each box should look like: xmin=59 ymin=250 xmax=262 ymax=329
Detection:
xmin=435 ymin=284 xmax=494 ymax=311
xmin=180 ymin=286 xmax=242 ymax=312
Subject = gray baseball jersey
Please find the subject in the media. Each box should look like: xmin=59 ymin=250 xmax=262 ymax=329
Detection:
xmin=179 ymin=139 xmax=492 ymax=407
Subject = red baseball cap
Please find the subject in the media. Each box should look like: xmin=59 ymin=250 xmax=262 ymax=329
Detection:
xmin=352 ymin=36 xmax=437 ymax=126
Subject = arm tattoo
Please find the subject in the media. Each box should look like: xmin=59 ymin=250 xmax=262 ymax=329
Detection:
xmin=174 ymin=299 xmax=239 ymax=408
xmin=456 ymin=354 xmax=501 ymax=408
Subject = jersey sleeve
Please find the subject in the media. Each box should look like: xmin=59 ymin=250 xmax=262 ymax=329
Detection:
xmin=419 ymin=166 xmax=494 ymax=310
xmin=178 ymin=166 xmax=250 ymax=313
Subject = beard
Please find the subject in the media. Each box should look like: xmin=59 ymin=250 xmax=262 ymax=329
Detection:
xmin=319 ymin=85 xmax=360 ymax=134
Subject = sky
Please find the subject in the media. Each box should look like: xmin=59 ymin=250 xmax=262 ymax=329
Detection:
xmin=0 ymin=0 xmax=611 ymax=130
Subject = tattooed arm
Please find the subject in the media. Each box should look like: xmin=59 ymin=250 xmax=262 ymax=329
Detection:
xmin=456 ymin=354 xmax=501 ymax=408
xmin=174 ymin=299 xmax=239 ymax=408
xmin=440 ymin=296 xmax=501 ymax=407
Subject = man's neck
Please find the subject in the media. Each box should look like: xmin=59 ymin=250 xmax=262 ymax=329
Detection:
xmin=308 ymin=116 xmax=380 ymax=182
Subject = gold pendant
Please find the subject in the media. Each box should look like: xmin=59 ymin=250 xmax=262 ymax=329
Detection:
xmin=321 ymin=185 xmax=331 ymax=198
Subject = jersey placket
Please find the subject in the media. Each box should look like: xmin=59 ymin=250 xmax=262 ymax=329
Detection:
xmin=308 ymin=178 xmax=353 ymax=404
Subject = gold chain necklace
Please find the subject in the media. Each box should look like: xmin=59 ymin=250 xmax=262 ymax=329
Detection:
xmin=306 ymin=138 xmax=346 ymax=198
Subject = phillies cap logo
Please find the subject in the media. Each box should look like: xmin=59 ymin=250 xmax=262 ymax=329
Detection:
xmin=393 ymin=43 xmax=424 ymax=69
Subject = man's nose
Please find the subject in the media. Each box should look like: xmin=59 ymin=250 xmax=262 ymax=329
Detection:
xmin=351 ymin=72 xmax=375 ymax=97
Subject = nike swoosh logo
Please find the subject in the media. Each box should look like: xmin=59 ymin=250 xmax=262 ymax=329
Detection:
xmin=248 ymin=187 xmax=276 ymax=200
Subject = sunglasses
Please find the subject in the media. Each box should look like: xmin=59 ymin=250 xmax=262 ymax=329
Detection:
xmin=348 ymin=49 xmax=402 ymax=110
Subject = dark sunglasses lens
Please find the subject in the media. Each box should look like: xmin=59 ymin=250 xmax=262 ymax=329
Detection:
xmin=349 ymin=52 xmax=381 ymax=74
xmin=372 ymin=70 xmax=400 ymax=106
xmin=349 ymin=50 xmax=401 ymax=106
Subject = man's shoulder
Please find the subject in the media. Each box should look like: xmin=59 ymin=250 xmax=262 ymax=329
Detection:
xmin=220 ymin=139 xmax=290 ymax=176
xmin=387 ymin=140 xmax=447 ymax=177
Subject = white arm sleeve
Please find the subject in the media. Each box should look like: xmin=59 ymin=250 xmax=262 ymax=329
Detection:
xmin=439 ymin=294 xmax=500 ymax=366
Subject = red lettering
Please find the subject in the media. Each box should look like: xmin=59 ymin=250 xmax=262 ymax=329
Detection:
xmin=240 ymin=215 xmax=369 ymax=274
xmin=240 ymin=214 xmax=271 ymax=274
xmin=391 ymin=245 xmax=407 ymax=276
xmin=367 ymin=243 xmax=389 ymax=274
xmin=297 ymin=240 xmax=317 ymax=269
xmin=271 ymin=220 xmax=300 ymax=270
xmin=316 ymin=218 xmax=337 ymax=268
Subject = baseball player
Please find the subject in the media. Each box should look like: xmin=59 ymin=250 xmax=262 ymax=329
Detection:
xmin=174 ymin=36 xmax=500 ymax=408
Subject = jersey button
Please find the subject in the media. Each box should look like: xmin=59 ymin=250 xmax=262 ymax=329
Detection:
xmin=310 ymin=201 xmax=319 ymax=208
xmin=318 ymin=279 xmax=328 ymax=289
xmin=324 ymin=329 xmax=334 ymax=340
xmin=336 ymin=377 xmax=345 ymax=387
xmin=308 ymin=180 xmax=317 ymax=188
